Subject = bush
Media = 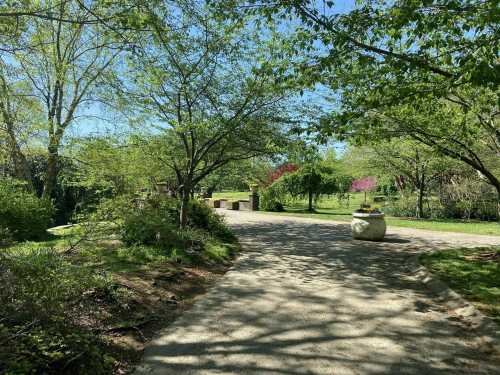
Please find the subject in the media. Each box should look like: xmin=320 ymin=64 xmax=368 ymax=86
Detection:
xmin=107 ymin=195 xmax=179 ymax=246
xmin=0 ymin=248 xmax=111 ymax=323
xmin=0 ymin=227 xmax=14 ymax=247
xmin=122 ymin=210 xmax=178 ymax=246
xmin=260 ymin=183 xmax=285 ymax=212
xmin=438 ymin=179 xmax=497 ymax=221
xmin=383 ymin=195 xmax=418 ymax=217
xmin=384 ymin=192 xmax=498 ymax=221
xmin=95 ymin=195 xmax=232 ymax=247
xmin=0 ymin=248 xmax=115 ymax=374
xmin=187 ymin=199 xmax=233 ymax=239
xmin=0 ymin=179 xmax=54 ymax=241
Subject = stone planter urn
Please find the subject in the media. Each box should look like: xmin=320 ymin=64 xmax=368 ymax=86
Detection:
xmin=351 ymin=212 xmax=386 ymax=241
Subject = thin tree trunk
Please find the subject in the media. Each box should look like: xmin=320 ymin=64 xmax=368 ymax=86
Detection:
xmin=179 ymin=185 xmax=190 ymax=228
xmin=416 ymin=185 xmax=425 ymax=219
xmin=308 ymin=190 xmax=313 ymax=212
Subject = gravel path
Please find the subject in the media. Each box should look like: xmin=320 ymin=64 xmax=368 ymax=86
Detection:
xmin=136 ymin=211 xmax=500 ymax=375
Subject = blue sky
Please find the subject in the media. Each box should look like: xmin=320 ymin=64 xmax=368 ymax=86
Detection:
xmin=71 ymin=1 xmax=360 ymax=156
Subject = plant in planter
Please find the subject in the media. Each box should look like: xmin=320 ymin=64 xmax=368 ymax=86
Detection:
xmin=351 ymin=176 xmax=377 ymax=209
xmin=350 ymin=177 xmax=386 ymax=241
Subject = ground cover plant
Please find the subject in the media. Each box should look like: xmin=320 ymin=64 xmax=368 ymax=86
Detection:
xmin=0 ymin=179 xmax=54 ymax=241
xmin=0 ymin=197 xmax=238 ymax=374
xmin=421 ymin=247 xmax=500 ymax=324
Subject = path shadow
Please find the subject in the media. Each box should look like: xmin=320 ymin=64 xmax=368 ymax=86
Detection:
xmin=137 ymin=218 xmax=500 ymax=375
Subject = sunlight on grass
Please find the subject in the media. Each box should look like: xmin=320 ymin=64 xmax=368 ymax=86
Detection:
xmin=214 ymin=191 xmax=499 ymax=236
xmin=421 ymin=247 xmax=500 ymax=323
xmin=212 ymin=191 xmax=253 ymax=200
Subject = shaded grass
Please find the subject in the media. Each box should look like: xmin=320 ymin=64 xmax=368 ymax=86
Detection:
xmin=421 ymin=247 xmax=500 ymax=324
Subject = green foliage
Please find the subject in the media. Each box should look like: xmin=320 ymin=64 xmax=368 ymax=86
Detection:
xmin=0 ymin=227 xmax=14 ymax=247
xmin=122 ymin=210 xmax=178 ymax=247
xmin=282 ymin=164 xmax=322 ymax=199
xmin=248 ymin=0 xmax=498 ymax=88
xmin=0 ymin=325 xmax=114 ymax=375
xmin=0 ymin=248 xmax=115 ymax=374
xmin=121 ymin=198 xmax=179 ymax=246
xmin=282 ymin=163 xmax=352 ymax=211
xmin=96 ymin=195 xmax=233 ymax=247
xmin=259 ymin=160 xmax=353 ymax=212
xmin=0 ymin=248 xmax=111 ymax=322
xmin=383 ymin=195 xmax=419 ymax=218
xmin=187 ymin=200 xmax=234 ymax=240
xmin=0 ymin=211 xmax=238 ymax=374
xmin=260 ymin=182 xmax=286 ymax=212
xmin=65 ymin=136 xmax=160 ymax=196
xmin=0 ymin=179 xmax=54 ymax=241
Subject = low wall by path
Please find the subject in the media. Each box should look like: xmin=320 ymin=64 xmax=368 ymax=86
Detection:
xmin=238 ymin=200 xmax=251 ymax=211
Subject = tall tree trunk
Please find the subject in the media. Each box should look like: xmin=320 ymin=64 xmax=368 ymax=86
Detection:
xmin=42 ymin=147 xmax=58 ymax=199
xmin=496 ymin=187 xmax=500 ymax=221
xmin=308 ymin=190 xmax=313 ymax=212
xmin=476 ymin=170 xmax=500 ymax=221
xmin=415 ymin=172 xmax=425 ymax=219
xmin=179 ymin=184 xmax=191 ymax=228
xmin=416 ymin=185 xmax=425 ymax=219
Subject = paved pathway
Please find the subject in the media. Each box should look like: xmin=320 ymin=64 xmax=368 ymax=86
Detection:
xmin=137 ymin=211 xmax=500 ymax=374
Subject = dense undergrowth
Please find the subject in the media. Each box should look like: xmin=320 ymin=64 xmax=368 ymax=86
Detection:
xmin=0 ymin=179 xmax=54 ymax=243
xmin=0 ymin=195 xmax=238 ymax=374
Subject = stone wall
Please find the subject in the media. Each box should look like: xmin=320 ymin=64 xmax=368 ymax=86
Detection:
xmin=239 ymin=200 xmax=251 ymax=211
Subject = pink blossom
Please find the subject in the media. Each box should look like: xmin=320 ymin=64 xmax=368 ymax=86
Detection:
xmin=267 ymin=163 xmax=299 ymax=185
xmin=350 ymin=176 xmax=377 ymax=192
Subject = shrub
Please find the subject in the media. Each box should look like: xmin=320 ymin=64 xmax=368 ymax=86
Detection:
xmin=0 ymin=227 xmax=14 ymax=247
xmin=0 ymin=248 xmax=114 ymax=374
xmin=384 ymin=192 xmax=498 ymax=221
xmin=0 ymin=248 xmax=111 ymax=323
xmin=383 ymin=195 xmax=420 ymax=217
xmin=187 ymin=199 xmax=233 ymax=239
xmin=110 ymin=195 xmax=179 ymax=246
xmin=0 ymin=179 xmax=54 ymax=241
xmin=122 ymin=210 xmax=178 ymax=246
xmin=439 ymin=178 xmax=497 ymax=221
xmin=95 ymin=195 xmax=232 ymax=246
xmin=260 ymin=183 xmax=285 ymax=212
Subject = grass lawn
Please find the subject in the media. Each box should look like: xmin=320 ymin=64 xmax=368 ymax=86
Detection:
xmin=421 ymin=247 xmax=500 ymax=324
xmin=213 ymin=191 xmax=500 ymax=236
xmin=213 ymin=191 xmax=252 ymax=200
xmin=1 ymin=224 xmax=238 ymax=374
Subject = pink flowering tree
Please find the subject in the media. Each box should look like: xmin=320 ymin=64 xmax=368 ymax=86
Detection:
xmin=267 ymin=163 xmax=299 ymax=185
xmin=350 ymin=176 xmax=377 ymax=206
